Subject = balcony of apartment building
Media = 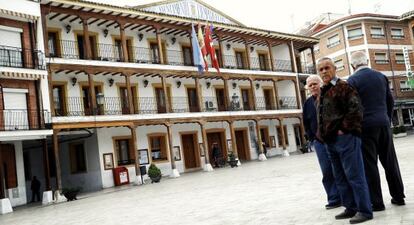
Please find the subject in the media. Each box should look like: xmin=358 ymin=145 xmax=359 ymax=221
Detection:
xmin=50 ymin=71 xmax=300 ymax=119
xmin=41 ymin=3 xmax=317 ymax=75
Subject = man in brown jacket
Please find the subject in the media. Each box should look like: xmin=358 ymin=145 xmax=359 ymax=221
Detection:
xmin=317 ymin=57 xmax=372 ymax=224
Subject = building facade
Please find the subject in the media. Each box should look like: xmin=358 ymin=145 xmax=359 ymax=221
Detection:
xmin=0 ymin=0 xmax=51 ymax=213
xmin=301 ymin=13 xmax=414 ymax=128
xmin=0 ymin=0 xmax=318 ymax=212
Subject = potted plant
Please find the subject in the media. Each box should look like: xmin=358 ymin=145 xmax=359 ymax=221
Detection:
xmin=148 ymin=164 xmax=162 ymax=183
xmin=61 ymin=187 xmax=81 ymax=201
xmin=227 ymin=151 xmax=238 ymax=168
xmin=393 ymin=126 xmax=407 ymax=138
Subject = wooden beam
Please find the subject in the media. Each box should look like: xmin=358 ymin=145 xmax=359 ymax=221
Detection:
xmin=82 ymin=17 xmax=92 ymax=59
xmin=87 ymin=73 xmax=97 ymax=114
xmin=278 ymin=118 xmax=287 ymax=150
xmin=165 ymin=123 xmax=177 ymax=170
xmin=161 ymin=76 xmax=170 ymax=112
xmin=42 ymin=139 xmax=51 ymax=191
xmin=52 ymin=130 xmax=62 ymax=190
xmin=125 ymin=74 xmax=134 ymax=114
xmin=156 ymin=28 xmax=165 ymax=64
xmin=254 ymin=119 xmax=264 ymax=154
xmin=223 ymin=77 xmax=230 ymax=110
xmin=249 ymin=78 xmax=256 ymax=110
xmin=129 ymin=126 xmax=141 ymax=177
xmin=119 ymin=22 xmax=129 ymax=62
xmin=273 ymin=79 xmax=280 ymax=110
xmin=228 ymin=120 xmax=238 ymax=157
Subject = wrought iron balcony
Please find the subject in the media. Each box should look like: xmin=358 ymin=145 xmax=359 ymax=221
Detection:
xmin=301 ymin=63 xmax=316 ymax=74
xmin=0 ymin=110 xmax=51 ymax=131
xmin=50 ymin=40 xmax=297 ymax=73
xmin=0 ymin=45 xmax=45 ymax=70
xmin=278 ymin=96 xmax=298 ymax=109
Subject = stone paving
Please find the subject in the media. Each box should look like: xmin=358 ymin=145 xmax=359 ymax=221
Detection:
xmin=1 ymin=136 xmax=414 ymax=225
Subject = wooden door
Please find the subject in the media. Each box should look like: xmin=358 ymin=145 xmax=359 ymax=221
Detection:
xmin=215 ymin=88 xmax=226 ymax=111
xmin=0 ymin=144 xmax=17 ymax=190
xmin=263 ymin=89 xmax=274 ymax=110
xmin=182 ymin=46 xmax=193 ymax=66
xmin=207 ymin=132 xmax=226 ymax=166
xmin=235 ymin=130 xmax=249 ymax=161
xmin=182 ymin=134 xmax=199 ymax=169
xmin=187 ymin=88 xmax=198 ymax=112
xmin=82 ymin=86 xmax=101 ymax=115
xmin=155 ymin=87 xmax=167 ymax=113
xmin=52 ymin=85 xmax=66 ymax=116
xmin=241 ymin=89 xmax=251 ymax=110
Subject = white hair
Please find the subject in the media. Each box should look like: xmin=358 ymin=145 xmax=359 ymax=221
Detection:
xmin=306 ymin=75 xmax=322 ymax=89
xmin=351 ymin=51 xmax=368 ymax=68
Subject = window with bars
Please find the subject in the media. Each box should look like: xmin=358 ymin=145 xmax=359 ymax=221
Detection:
xmin=391 ymin=28 xmax=404 ymax=39
xmin=370 ymin=27 xmax=385 ymax=38
xmin=400 ymin=80 xmax=411 ymax=92
xmin=115 ymin=138 xmax=135 ymax=166
xmin=347 ymin=27 xmax=363 ymax=40
xmin=327 ymin=34 xmax=340 ymax=48
xmin=149 ymin=135 xmax=168 ymax=162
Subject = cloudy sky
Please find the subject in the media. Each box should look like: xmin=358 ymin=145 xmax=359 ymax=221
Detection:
xmin=89 ymin=0 xmax=414 ymax=33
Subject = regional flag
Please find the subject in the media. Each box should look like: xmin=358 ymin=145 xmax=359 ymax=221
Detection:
xmin=197 ymin=24 xmax=209 ymax=71
xmin=205 ymin=24 xmax=220 ymax=73
xmin=191 ymin=24 xmax=205 ymax=74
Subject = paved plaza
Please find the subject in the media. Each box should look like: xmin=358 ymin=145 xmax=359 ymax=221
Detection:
xmin=1 ymin=136 xmax=414 ymax=225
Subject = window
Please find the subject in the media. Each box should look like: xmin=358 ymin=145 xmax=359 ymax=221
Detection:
xmin=395 ymin=53 xmax=405 ymax=64
xmin=334 ymin=59 xmax=344 ymax=70
xmin=327 ymin=34 xmax=340 ymax=48
xmin=69 ymin=142 xmax=87 ymax=174
xmin=53 ymin=85 xmax=66 ymax=116
xmin=400 ymin=80 xmax=411 ymax=92
xmin=182 ymin=46 xmax=193 ymax=66
xmin=347 ymin=27 xmax=363 ymax=40
xmin=391 ymin=28 xmax=404 ymax=39
xmin=235 ymin=51 xmax=246 ymax=69
xmin=149 ymin=135 xmax=168 ymax=162
xmin=48 ymin=31 xmax=60 ymax=57
xmin=150 ymin=43 xmax=160 ymax=64
xmin=259 ymin=127 xmax=270 ymax=147
xmin=258 ymin=53 xmax=269 ymax=71
xmin=374 ymin=53 xmax=389 ymax=64
xmin=114 ymin=138 xmax=135 ymax=166
xmin=371 ymin=27 xmax=385 ymax=38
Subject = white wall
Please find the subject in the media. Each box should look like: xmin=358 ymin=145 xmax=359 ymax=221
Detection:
xmin=272 ymin=44 xmax=291 ymax=60
xmin=3 ymin=141 xmax=27 ymax=207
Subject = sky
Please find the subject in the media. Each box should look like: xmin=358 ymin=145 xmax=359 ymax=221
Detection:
xmin=89 ymin=0 xmax=414 ymax=33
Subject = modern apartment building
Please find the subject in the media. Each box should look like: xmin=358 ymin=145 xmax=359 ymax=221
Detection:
xmin=301 ymin=13 xmax=414 ymax=128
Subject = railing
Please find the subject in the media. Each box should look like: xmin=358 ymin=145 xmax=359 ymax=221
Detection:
xmin=301 ymin=63 xmax=316 ymax=74
xmin=279 ymin=96 xmax=298 ymax=109
xmin=327 ymin=41 xmax=340 ymax=48
xmin=375 ymin=59 xmax=389 ymax=64
xmin=50 ymin=40 xmax=301 ymax=73
xmin=0 ymin=110 xmax=51 ymax=131
xmin=391 ymin=35 xmax=404 ymax=39
xmin=347 ymin=34 xmax=364 ymax=40
xmin=371 ymin=34 xmax=385 ymax=38
xmin=256 ymin=97 xmax=276 ymax=111
xmin=0 ymin=45 xmax=45 ymax=70
xmin=274 ymin=59 xmax=293 ymax=72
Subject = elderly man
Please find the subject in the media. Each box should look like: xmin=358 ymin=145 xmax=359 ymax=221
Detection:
xmin=317 ymin=57 xmax=372 ymax=224
xmin=303 ymin=75 xmax=340 ymax=209
xmin=347 ymin=51 xmax=405 ymax=211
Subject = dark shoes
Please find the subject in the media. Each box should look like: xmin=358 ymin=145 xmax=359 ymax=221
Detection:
xmin=335 ymin=210 xmax=356 ymax=219
xmin=391 ymin=198 xmax=405 ymax=206
xmin=349 ymin=213 xmax=373 ymax=224
xmin=325 ymin=202 xmax=341 ymax=210
xmin=372 ymin=204 xmax=385 ymax=212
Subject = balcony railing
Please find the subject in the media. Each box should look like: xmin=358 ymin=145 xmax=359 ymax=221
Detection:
xmin=0 ymin=45 xmax=45 ymax=70
xmin=375 ymin=59 xmax=389 ymax=64
xmin=279 ymin=96 xmax=297 ymax=109
xmin=301 ymin=63 xmax=316 ymax=74
xmin=256 ymin=97 xmax=277 ymax=111
xmin=50 ymin=40 xmax=303 ymax=73
xmin=0 ymin=110 xmax=51 ymax=131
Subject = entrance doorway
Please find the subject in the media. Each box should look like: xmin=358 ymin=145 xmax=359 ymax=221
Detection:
xmin=235 ymin=129 xmax=250 ymax=161
xmin=206 ymin=130 xmax=227 ymax=167
xmin=293 ymin=124 xmax=303 ymax=147
xmin=181 ymin=133 xmax=200 ymax=170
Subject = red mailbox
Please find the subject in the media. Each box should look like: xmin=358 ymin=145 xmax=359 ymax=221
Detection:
xmin=112 ymin=167 xmax=130 ymax=186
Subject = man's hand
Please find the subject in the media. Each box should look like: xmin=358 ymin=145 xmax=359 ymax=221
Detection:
xmin=337 ymin=130 xmax=344 ymax=135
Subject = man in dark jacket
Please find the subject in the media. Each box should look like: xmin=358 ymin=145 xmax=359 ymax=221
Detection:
xmin=318 ymin=57 xmax=372 ymax=224
xmin=303 ymin=75 xmax=340 ymax=209
xmin=347 ymin=51 xmax=405 ymax=211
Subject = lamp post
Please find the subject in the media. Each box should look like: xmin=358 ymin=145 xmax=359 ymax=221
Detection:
xmin=96 ymin=93 xmax=104 ymax=115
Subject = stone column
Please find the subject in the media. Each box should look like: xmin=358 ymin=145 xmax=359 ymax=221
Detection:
xmin=199 ymin=121 xmax=213 ymax=172
xmin=166 ymin=123 xmax=180 ymax=178
xmin=278 ymin=118 xmax=289 ymax=156
xmin=254 ymin=119 xmax=267 ymax=161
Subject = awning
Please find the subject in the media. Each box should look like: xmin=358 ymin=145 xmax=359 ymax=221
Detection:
xmin=0 ymin=8 xmax=39 ymax=20
xmin=0 ymin=71 xmax=45 ymax=79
